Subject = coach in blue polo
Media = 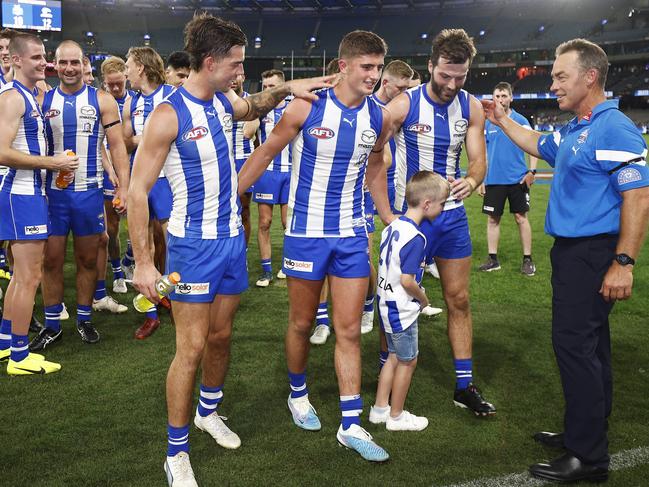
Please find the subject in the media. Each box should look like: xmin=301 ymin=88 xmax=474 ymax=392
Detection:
xmin=483 ymin=38 xmax=649 ymax=483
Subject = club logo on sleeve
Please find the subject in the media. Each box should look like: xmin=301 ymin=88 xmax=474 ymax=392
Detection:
xmin=44 ymin=109 xmax=60 ymax=119
xmin=308 ymin=127 xmax=335 ymax=139
xmin=24 ymin=225 xmax=47 ymax=235
xmin=176 ymin=282 xmax=210 ymax=295
xmin=221 ymin=113 xmax=233 ymax=130
xmin=182 ymin=126 xmax=209 ymax=142
xmin=406 ymin=123 xmax=431 ymax=134
xmin=617 ymin=167 xmax=642 ymax=186
xmin=283 ymin=258 xmax=313 ymax=272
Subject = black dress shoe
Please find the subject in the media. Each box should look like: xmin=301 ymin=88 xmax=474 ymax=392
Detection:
xmin=530 ymin=452 xmax=608 ymax=483
xmin=533 ymin=431 xmax=565 ymax=449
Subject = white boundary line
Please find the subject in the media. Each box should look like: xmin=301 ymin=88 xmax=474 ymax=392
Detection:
xmin=441 ymin=446 xmax=649 ymax=487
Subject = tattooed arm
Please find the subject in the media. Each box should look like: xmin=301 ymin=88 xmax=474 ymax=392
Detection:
xmin=227 ymin=74 xmax=335 ymax=122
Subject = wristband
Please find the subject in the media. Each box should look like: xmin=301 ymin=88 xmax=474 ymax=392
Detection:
xmin=528 ymin=169 xmax=537 ymax=175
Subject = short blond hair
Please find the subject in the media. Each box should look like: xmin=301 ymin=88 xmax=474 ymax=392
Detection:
xmin=384 ymin=60 xmax=413 ymax=80
xmin=101 ymin=56 xmax=127 ymax=76
xmin=405 ymin=171 xmax=450 ymax=208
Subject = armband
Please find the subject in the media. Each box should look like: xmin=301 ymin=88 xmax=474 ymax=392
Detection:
xmin=103 ymin=120 xmax=120 ymax=130
xmin=607 ymin=157 xmax=645 ymax=176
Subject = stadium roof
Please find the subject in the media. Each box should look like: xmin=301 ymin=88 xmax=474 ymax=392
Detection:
xmin=65 ymin=0 xmax=549 ymax=14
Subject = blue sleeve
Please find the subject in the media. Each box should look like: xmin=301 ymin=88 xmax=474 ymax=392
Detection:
xmin=399 ymin=235 xmax=426 ymax=275
xmin=595 ymin=113 xmax=649 ymax=193
xmin=537 ymin=131 xmax=560 ymax=168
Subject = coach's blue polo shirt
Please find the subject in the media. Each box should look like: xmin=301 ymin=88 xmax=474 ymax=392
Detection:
xmin=538 ymin=99 xmax=649 ymax=238
xmin=485 ymin=110 xmax=531 ymax=185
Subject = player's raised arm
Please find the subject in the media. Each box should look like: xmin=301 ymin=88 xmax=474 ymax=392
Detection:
xmin=367 ymin=108 xmax=395 ymax=225
xmin=237 ymin=97 xmax=310 ymax=196
xmin=482 ymin=98 xmax=542 ymax=158
xmin=128 ymin=103 xmax=178 ymax=301
xmin=229 ymin=74 xmax=335 ymax=121
xmin=99 ymin=90 xmax=129 ymax=213
xmin=452 ymin=95 xmax=486 ymax=200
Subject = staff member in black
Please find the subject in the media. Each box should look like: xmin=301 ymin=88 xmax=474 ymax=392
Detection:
xmin=483 ymin=38 xmax=649 ymax=483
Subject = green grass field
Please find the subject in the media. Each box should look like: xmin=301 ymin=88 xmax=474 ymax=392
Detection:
xmin=2 ymin=138 xmax=649 ymax=486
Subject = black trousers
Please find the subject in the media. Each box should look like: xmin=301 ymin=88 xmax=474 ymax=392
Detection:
xmin=550 ymin=234 xmax=617 ymax=468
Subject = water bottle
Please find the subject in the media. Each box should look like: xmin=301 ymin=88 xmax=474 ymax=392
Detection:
xmin=133 ymin=272 xmax=181 ymax=313
xmin=55 ymin=150 xmax=76 ymax=189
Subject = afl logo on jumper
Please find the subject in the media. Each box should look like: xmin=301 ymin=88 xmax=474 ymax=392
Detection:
xmin=308 ymin=127 xmax=335 ymax=139
xmin=132 ymin=109 xmax=144 ymax=117
xmin=407 ymin=123 xmax=431 ymax=134
xmin=44 ymin=109 xmax=60 ymax=119
xmin=182 ymin=126 xmax=208 ymax=142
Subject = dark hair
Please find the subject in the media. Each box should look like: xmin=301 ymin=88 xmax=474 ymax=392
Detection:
xmin=9 ymin=32 xmax=43 ymax=56
xmin=493 ymin=81 xmax=512 ymax=95
xmin=184 ymin=12 xmax=247 ymax=71
xmin=430 ymin=29 xmax=476 ymax=66
xmin=326 ymin=58 xmax=340 ymax=75
xmin=261 ymin=69 xmax=285 ymax=81
xmin=167 ymin=51 xmax=190 ymax=71
xmin=338 ymin=30 xmax=387 ymax=60
xmin=0 ymin=28 xmax=18 ymax=41
xmin=556 ymin=38 xmax=608 ymax=88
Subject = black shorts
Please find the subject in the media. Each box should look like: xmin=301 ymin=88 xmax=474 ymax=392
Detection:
xmin=482 ymin=184 xmax=530 ymax=216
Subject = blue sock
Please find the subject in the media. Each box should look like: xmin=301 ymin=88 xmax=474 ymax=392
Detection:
xmin=167 ymin=424 xmax=189 ymax=457
xmin=364 ymin=295 xmax=375 ymax=313
xmin=316 ymin=302 xmax=329 ymax=327
xmin=197 ymin=384 xmax=223 ymax=417
xmin=44 ymin=303 xmax=63 ymax=332
xmin=146 ymin=307 xmax=158 ymax=320
xmin=454 ymin=358 xmax=473 ymax=390
xmin=288 ymin=371 xmax=308 ymax=399
xmin=10 ymin=333 xmax=29 ymax=362
xmin=378 ymin=350 xmax=389 ymax=371
xmin=340 ymin=394 xmax=363 ymax=430
xmin=111 ymin=259 xmax=125 ymax=279
xmin=122 ymin=241 xmax=134 ymax=267
xmin=77 ymin=304 xmax=92 ymax=324
xmin=261 ymin=258 xmax=272 ymax=273
xmin=94 ymin=280 xmax=107 ymax=301
xmin=0 ymin=318 xmax=11 ymax=350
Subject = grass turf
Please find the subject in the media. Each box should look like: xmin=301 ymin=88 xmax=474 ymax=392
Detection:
xmin=2 ymin=140 xmax=649 ymax=486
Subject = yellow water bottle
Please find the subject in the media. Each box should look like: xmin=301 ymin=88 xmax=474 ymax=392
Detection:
xmin=133 ymin=272 xmax=181 ymax=312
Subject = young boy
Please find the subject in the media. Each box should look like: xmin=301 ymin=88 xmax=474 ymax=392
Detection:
xmin=370 ymin=170 xmax=450 ymax=431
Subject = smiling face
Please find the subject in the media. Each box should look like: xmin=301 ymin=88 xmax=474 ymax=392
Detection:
xmin=428 ymin=56 xmax=469 ymax=104
xmin=0 ymin=37 xmax=11 ymax=72
xmin=339 ymin=53 xmax=384 ymax=97
xmin=55 ymin=43 xmax=84 ymax=89
xmin=550 ymin=50 xmax=591 ymax=113
xmin=125 ymin=55 xmax=144 ymax=90
xmin=13 ymin=39 xmax=47 ymax=84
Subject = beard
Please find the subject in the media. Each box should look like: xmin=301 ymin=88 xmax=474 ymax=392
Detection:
xmin=431 ymin=79 xmax=459 ymax=102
